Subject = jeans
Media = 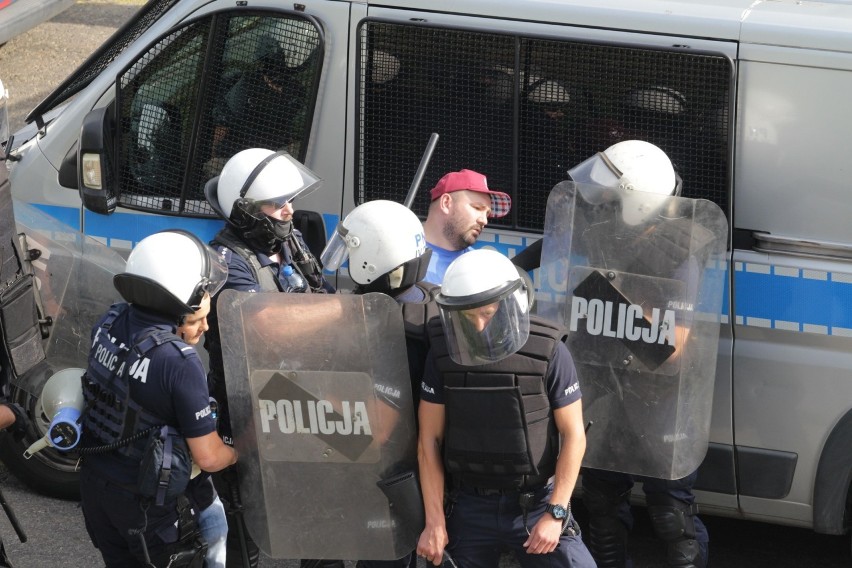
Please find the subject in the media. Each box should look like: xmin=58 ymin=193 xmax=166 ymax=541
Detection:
xmin=198 ymin=495 xmax=228 ymax=568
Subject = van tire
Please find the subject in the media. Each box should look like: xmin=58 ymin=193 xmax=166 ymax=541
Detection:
xmin=0 ymin=367 xmax=81 ymax=501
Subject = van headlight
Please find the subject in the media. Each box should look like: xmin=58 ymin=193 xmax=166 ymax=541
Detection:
xmin=81 ymin=153 xmax=102 ymax=190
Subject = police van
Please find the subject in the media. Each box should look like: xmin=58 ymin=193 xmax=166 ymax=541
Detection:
xmin=4 ymin=0 xmax=852 ymax=546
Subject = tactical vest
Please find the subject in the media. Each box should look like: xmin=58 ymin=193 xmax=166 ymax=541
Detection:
xmin=81 ymin=304 xmax=193 ymax=462
xmin=401 ymin=282 xmax=441 ymax=345
xmin=427 ymin=315 xmax=568 ymax=490
xmin=212 ymin=227 xmax=281 ymax=292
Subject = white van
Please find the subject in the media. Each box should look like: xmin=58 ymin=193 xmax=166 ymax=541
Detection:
xmin=5 ymin=0 xmax=852 ymax=544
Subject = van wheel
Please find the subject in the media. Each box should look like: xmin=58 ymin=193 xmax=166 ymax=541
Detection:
xmin=0 ymin=365 xmax=80 ymax=500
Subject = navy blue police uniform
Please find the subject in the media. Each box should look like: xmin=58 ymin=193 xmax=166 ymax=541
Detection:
xmin=80 ymin=304 xmax=217 ymax=567
xmin=420 ymin=316 xmax=595 ymax=568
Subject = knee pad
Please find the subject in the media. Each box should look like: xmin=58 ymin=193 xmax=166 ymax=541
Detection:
xmin=583 ymin=476 xmax=633 ymax=568
xmin=645 ymin=493 xmax=706 ymax=568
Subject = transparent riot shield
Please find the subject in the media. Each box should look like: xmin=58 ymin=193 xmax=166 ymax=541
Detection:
xmin=537 ymin=181 xmax=727 ymax=479
xmin=217 ymin=290 xmax=421 ymax=560
xmin=13 ymin=201 xmax=125 ymax=374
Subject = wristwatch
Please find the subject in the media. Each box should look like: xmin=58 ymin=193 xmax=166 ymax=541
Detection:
xmin=545 ymin=503 xmax=568 ymax=520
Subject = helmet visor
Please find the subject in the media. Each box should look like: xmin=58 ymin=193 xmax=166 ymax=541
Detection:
xmin=240 ymin=151 xmax=324 ymax=207
xmin=272 ymin=153 xmax=323 ymax=204
xmin=319 ymin=225 xmax=350 ymax=271
xmin=438 ymin=281 xmax=530 ymax=366
xmin=567 ymin=152 xmax=623 ymax=188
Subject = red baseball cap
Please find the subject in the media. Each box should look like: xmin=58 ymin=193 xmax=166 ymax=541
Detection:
xmin=429 ymin=169 xmax=511 ymax=218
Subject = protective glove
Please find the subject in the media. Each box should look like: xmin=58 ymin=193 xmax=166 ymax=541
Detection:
xmin=1 ymin=402 xmax=32 ymax=439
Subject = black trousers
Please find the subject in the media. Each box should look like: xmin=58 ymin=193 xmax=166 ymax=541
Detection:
xmin=80 ymin=467 xmax=182 ymax=567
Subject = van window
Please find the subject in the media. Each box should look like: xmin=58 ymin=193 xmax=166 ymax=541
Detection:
xmin=358 ymin=21 xmax=732 ymax=231
xmin=115 ymin=11 xmax=323 ymax=216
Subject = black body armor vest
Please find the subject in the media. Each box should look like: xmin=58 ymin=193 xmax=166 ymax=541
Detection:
xmin=427 ymin=315 xmax=568 ymax=490
xmin=401 ymin=282 xmax=441 ymax=344
xmin=81 ymin=304 xmax=191 ymax=462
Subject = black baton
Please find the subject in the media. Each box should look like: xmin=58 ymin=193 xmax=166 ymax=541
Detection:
xmin=403 ymin=132 xmax=440 ymax=209
xmin=0 ymin=485 xmax=26 ymax=543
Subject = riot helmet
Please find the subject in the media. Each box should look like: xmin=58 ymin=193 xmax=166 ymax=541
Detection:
xmin=568 ymin=139 xmax=681 ymax=225
xmin=436 ymin=249 xmax=530 ymax=366
xmin=625 ymin=86 xmax=687 ymax=123
xmin=321 ymin=200 xmax=431 ymax=294
xmin=204 ymin=148 xmax=322 ymax=254
xmin=369 ymin=50 xmax=401 ymax=86
xmin=527 ymin=79 xmax=571 ymax=118
xmin=113 ymin=230 xmax=228 ymax=319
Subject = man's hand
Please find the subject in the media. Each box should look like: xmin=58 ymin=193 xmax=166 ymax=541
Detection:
xmin=523 ymin=515 xmax=564 ymax=554
xmin=416 ymin=524 xmax=449 ymax=566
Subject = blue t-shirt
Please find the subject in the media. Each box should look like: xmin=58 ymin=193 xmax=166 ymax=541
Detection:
xmin=420 ymin=340 xmax=582 ymax=410
xmin=424 ymin=242 xmax=472 ymax=285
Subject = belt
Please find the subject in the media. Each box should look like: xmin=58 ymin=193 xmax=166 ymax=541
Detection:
xmin=463 ymin=485 xmax=544 ymax=496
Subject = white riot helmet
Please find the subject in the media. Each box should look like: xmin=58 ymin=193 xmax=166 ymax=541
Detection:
xmin=113 ymin=230 xmax=228 ymax=319
xmin=436 ymin=249 xmax=530 ymax=366
xmin=527 ymin=79 xmax=571 ymax=109
xmin=320 ymin=200 xmax=431 ymax=293
xmin=204 ymin=148 xmax=322 ymax=254
xmin=568 ymin=139 xmax=681 ymax=225
xmin=207 ymin=148 xmax=322 ymax=219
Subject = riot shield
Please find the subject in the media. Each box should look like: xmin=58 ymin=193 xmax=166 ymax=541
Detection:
xmin=537 ymin=181 xmax=727 ymax=479
xmin=217 ymin=290 xmax=421 ymax=560
xmin=12 ymin=202 xmax=125 ymax=374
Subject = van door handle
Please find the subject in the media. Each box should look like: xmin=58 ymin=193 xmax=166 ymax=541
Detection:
xmin=752 ymin=231 xmax=852 ymax=261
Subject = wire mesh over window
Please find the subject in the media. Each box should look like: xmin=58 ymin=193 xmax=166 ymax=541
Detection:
xmin=115 ymin=11 xmax=323 ymax=217
xmin=358 ymin=22 xmax=732 ymax=231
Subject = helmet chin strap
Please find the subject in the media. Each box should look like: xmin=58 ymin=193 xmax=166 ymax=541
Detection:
xmin=231 ymin=201 xmax=294 ymax=255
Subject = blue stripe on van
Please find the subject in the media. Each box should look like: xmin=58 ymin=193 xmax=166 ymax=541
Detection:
xmin=25 ymin=206 xmax=852 ymax=337
xmin=734 ymin=262 xmax=852 ymax=335
xmin=30 ymin=203 xmax=81 ymax=230
xmin=33 ymin=204 xmax=340 ymax=249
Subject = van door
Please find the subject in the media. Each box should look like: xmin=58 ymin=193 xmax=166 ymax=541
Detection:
xmin=76 ymin=1 xmax=353 ymax=249
xmin=355 ymin=7 xmax=738 ymax=511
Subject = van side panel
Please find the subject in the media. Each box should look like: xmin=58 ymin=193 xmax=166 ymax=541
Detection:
xmin=733 ymin=23 xmax=852 ymax=529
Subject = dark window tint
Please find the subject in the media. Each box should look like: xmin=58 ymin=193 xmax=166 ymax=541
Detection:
xmin=115 ymin=11 xmax=323 ymax=217
xmin=358 ymin=22 xmax=732 ymax=231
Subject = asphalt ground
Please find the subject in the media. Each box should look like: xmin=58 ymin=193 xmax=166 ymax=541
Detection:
xmin=0 ymin=2 xmax=849 ymax=566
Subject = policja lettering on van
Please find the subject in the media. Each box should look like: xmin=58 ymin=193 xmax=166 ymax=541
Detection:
xmin=258 ymin=398 xmax=372 ymax=436
xmin=569 ymin=296 xmax=676 ymax=346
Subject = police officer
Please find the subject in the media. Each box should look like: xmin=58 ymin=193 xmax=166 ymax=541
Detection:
xmin=520 ymin=78 xmax=580 ymax=197
xmin=416 ymin=249 xmax=595 ymax=568
xmin=320 ymin=199 xmax=435 ymax=568
xmin=204 ymin=148 xmax=333 ymax=568
xmin=571 ymin=141 xmax=710 ymax=568
xmin=78 ymin=230 xmax=237 ymax=567
xmin=322 ymin=198 xmax=436 ymax=407
xmin=204 ymin=147 xmax=330 ymax=296
xmin=211 ymin=36 xmax=306 ymax=162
